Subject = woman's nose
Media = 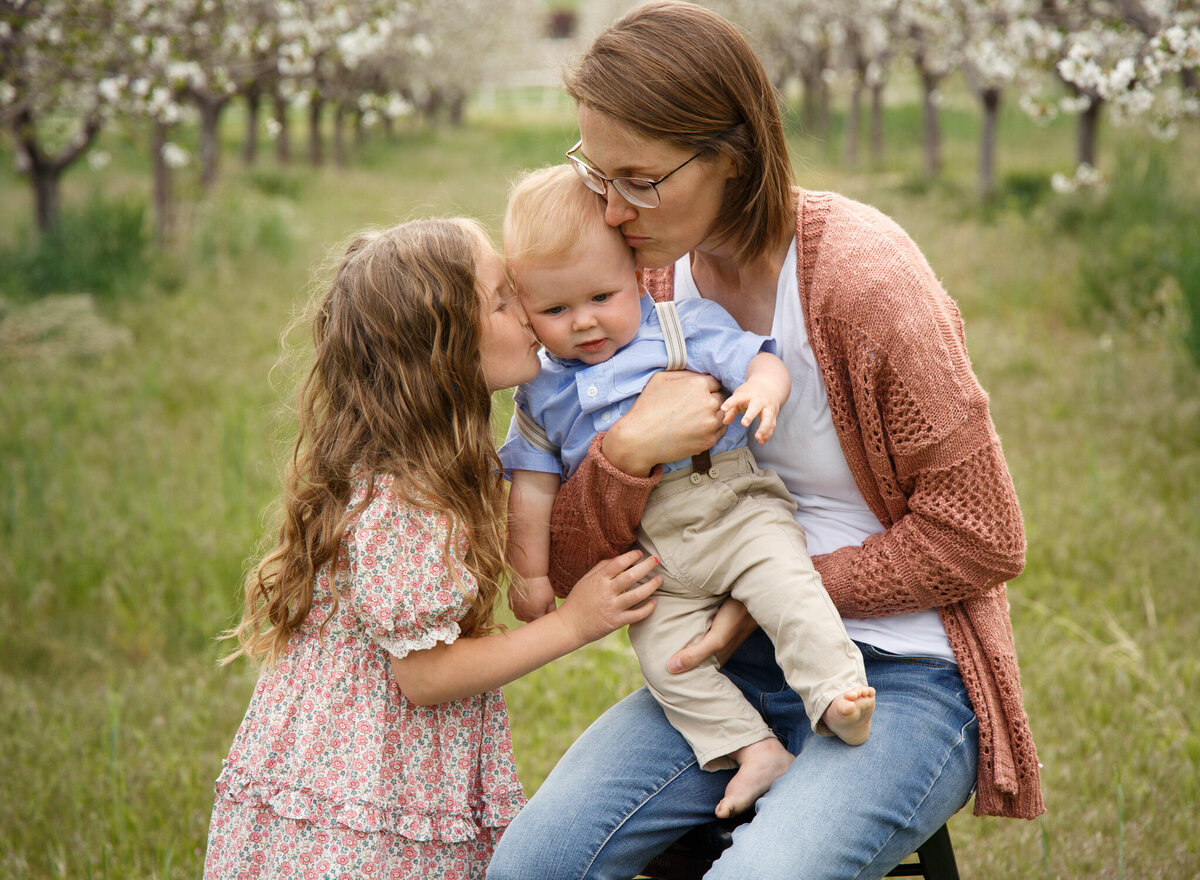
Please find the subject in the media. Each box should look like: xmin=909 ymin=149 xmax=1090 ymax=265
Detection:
xmin=603 ymin=189 xmax=638 ymax=228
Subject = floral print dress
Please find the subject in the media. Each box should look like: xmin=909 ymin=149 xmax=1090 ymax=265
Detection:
xmin=204 ymin=475 xmax=526 ymax=880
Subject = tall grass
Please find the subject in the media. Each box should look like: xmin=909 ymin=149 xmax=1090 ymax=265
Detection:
xmin=1 ymin=94 xmax=1197 ymax=879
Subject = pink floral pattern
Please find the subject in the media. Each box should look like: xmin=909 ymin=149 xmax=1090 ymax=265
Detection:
xmin=204 ymin=475 xmax=525 ymax=879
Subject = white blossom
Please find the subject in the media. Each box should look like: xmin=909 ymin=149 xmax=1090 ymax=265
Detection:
xmin=161 ymin=141 xmax=191 ymax=169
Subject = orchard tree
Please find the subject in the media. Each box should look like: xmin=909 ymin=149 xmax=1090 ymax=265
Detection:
xmin=710 ymin=0 xmax=845 ymax=138
xmin=898 ymin=0 xmax=967 ymax=177
xmin=957 ymin=0 xmax=1042 ymax=197
xmin=0 ymin=0 xmax=130 ymax=233
xmin=399 ymin=0 xmax=540 ymax=127
xmin=1020 ymin=0 xmax=1199 ymax=171
xmin=834 ymin=0 xmax=899 ymax=167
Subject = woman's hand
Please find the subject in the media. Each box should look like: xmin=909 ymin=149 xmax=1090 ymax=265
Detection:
xmin=602 ymin=371 xmax=726 ymax=476
xmin=666 ymin=598 xmax=757 ymax=673
xmin=557 ymin=549 xmax=661 ymax=645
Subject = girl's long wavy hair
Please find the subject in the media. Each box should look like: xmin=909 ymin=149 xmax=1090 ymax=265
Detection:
xmin=225 ymin=218 xmax=507 ymax=667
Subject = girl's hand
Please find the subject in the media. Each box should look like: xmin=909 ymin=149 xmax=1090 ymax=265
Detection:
xmin=557 ymin=549 xmax=661 ymax=645
xmin=508 ymin=575 xmax=558 ymax=622
xmin=666 ymin=598 xmax=756 ymax=673
xmin=602 ymin=371 xmax=725 ymax=476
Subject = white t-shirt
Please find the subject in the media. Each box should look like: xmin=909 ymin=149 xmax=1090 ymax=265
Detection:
xmin=673 ymin=241 xmax=955 ymax=662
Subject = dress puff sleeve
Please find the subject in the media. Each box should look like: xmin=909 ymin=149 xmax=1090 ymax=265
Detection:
xmin=344 ymin=475 xmax=476 ymax=659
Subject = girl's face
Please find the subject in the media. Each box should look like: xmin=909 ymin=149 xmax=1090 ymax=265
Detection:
xmin=575 ymin=105 xmax=737 ymax=270
xmin=476 ymin=244 xmax=540 ymax=392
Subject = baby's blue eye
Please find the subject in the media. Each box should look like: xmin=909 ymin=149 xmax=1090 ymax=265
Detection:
xmin=544 ymin=306 xmax=565 ymax=316
xmin=593 ymin=293 xmax=612 ymax=303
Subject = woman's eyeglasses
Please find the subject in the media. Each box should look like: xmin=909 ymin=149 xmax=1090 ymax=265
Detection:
xmin=566 ymin=140 xmax=703 ymax=209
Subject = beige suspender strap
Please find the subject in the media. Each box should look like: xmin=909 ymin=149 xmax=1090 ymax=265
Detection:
xmin=654 ymin=300 xmax=715 ymax=474
xmin=654 ymin=300 xmax=688 ymax=372
xmin=513 ymin=403 xmax=559 ymax=456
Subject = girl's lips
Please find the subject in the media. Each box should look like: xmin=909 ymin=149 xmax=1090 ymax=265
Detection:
xmin=577 ymin=338 xmax=608 ymax=352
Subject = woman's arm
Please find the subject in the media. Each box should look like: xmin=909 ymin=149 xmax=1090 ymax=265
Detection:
xmin=813 ymin=407 xmax=1026 ymax=618
xmin=546 ymin=370 xmax=726 ymax=594
xmin=391 ymin=549 xmax=661 ymax=705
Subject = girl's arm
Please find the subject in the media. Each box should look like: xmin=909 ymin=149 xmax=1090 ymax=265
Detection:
xmin=506 ymin=469 xmax=561 ymax=621
xmin=546 ymin=370 xmax=725 ymax=594
xmin=391 ymin=549 xmax=660 ymax=705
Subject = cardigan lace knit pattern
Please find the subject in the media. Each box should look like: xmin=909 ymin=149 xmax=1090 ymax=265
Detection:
xmin=545 ymin=189 xmax=1044 ymax=820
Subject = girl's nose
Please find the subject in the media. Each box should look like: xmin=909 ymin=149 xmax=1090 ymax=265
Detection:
xmin=573 ymin=310 xmax=598 ymax=331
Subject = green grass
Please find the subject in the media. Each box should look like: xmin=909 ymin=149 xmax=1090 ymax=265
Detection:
xmin=1 ymin=90 xmax=1198 ymax=879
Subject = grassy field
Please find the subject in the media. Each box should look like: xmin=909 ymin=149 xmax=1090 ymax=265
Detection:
xmin=1 ymin=91 xmax=1198 ymax=879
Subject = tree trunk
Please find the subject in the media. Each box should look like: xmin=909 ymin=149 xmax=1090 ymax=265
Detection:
xmin=448 ymin=91 xmax=466 ymax=127
xmin=846 ymin=77 xmax=863 ymax=169
xmin=197 ymin=95 xmax=224 ymax=191
xmin=309 ymin=97 xmax=324 ymax=167
xmin=800 ymin=66 xmax=821 ymax=134
xmin=921 ymin=70 xmax=942 ymax=177
xmin=333 ymin=102 xmax=347 ymax=168
xmin=1077 ymin=96 xmax=1101 ymax=167
xmin=31 ymin=162 xmax=63 ymax=234
xmin=152 ymin=120 xmax=173 ymax=245
xmin=16 ymin=107 xmax=102 ymax=234
xmin=979 ymin=87 xmax=1001 ymax=199
xmin=243 ymin=85 xmax=261 ymax=166
xmin=870 ymin=81 xmax=885 ymax=164
xmin=273 ymin=90 xmax=291 ymax=164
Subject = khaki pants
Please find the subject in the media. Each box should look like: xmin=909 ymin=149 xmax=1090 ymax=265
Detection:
xmin=631 ymin=447 xmax=867 ymax=771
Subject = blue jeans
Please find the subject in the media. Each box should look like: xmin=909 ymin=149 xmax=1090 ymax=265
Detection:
xmin=487 ymin=632 xmax=978 ymax=880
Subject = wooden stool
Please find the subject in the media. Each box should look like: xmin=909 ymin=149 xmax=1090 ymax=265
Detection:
xmin=636 ymin=816 xmax=960 ymax=879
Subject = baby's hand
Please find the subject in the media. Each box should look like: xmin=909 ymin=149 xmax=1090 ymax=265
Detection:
xmin=508 ymin=575 xmax=558 ymax=623
xmin=721 ymin=380 xmax=783 ymax=443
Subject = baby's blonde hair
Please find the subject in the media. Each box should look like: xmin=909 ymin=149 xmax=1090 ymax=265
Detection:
xmin=503 ymin=164 xmax=612 ymax=275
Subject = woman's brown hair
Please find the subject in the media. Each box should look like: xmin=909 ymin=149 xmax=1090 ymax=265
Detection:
xmin=226 ymin=218 xmax=507 ymax=666
xmin=564 ymin=0 xmax=795 ymax=264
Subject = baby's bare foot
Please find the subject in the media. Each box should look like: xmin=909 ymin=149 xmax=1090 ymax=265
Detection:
xmin=823 ymin=686 xmax=875 ymax=746
xmin=714 ymin=738 xmax=794 ymax=819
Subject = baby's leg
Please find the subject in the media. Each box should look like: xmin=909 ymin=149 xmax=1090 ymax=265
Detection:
xmin=628 ymin=588 xmax=786 ymax=817
xmin=718 ymin=479 xmax=873 ymax=745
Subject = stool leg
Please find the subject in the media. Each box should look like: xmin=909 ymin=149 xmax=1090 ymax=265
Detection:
xmin=915 ymin=823 xmax=960 ymax=880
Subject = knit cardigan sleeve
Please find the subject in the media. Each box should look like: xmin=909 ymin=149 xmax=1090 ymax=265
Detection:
xmin=546 ymin=432 xmax=660 ymax=595
xmin=797 ymin=191 xmax=1026 ymax=617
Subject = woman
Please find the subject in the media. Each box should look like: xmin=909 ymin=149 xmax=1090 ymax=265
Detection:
xmin=486 ymin=3 xmax=1043 ymax=879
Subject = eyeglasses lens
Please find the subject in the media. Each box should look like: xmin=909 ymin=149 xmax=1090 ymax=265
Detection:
xmin=611 ymin=179 xmax=658 ymax=209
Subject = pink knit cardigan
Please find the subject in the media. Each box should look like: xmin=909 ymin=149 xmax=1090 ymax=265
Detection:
xmin=546 ymin=189 xmax=1044 ymax=819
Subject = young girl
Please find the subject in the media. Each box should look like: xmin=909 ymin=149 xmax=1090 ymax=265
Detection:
xmin=203 ymin=218 xmax=662 ymax=880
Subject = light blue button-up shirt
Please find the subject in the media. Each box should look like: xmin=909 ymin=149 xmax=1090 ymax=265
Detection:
xmin=499 ymin=294 xmax=776 ymax=480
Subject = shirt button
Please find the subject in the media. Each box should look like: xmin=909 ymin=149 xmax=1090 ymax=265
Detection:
xmin=601 ymin=411 xmax=612 ymax=422
xmin=586 ymin=385 xmax=599 ymax=397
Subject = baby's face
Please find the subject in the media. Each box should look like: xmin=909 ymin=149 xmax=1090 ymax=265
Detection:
xmin=516 ymin=227 xmax=643 ymax=366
